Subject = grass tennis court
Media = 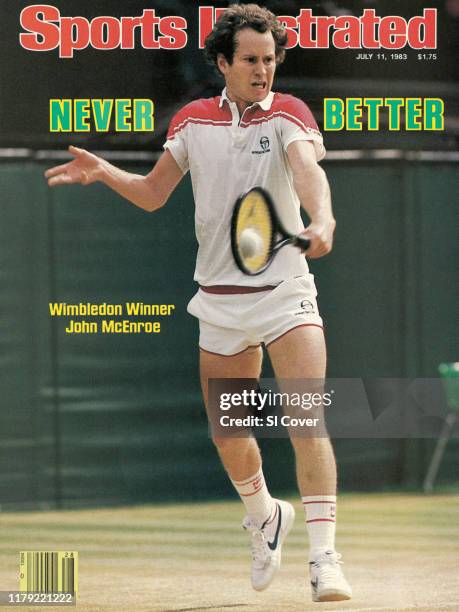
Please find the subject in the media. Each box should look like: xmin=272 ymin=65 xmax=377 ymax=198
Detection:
xmin=0 ymin=493 xmax=457 ymax=611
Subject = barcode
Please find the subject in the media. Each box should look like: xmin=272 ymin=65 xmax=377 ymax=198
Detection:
xmin=19 ymin=552 xmax=78 ymax=596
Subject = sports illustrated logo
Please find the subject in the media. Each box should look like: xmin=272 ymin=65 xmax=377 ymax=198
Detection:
xmin=251 ymin=136 xmax=271 ymax=155
xmin=19 ymin=6 xmax=438 ymax=57
xmin=295 ymin=299 xmax=316 ymax=315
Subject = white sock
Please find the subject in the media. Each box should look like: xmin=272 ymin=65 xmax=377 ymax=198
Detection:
xmin=231 ymin=467 xmax=275 ymax=526
xmin=302 ymin=495 xmax=337 ymax=559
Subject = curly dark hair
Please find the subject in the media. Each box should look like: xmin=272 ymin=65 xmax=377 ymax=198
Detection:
xmin=204 ymin=3 xmax=288 ymax=71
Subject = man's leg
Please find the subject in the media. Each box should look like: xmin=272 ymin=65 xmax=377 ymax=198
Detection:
xmin=200 ymin=346 xmax=295 ymax=590
xmin=267 ymin=325 xmax=351 ymax=601
xmin=200 ymin=345 xmax=264 ymax=482
xmin=267 ymin=326 xmax=336 ymax=497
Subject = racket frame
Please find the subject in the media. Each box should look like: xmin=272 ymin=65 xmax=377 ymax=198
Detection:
xmin=231 ymin=186 xmax=310 ymax=276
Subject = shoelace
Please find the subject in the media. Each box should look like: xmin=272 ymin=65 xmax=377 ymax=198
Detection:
xmin=243 ymin=520 xmax=270 ymax=567
xmin=312 ymin=552 xmax=344 ymax=584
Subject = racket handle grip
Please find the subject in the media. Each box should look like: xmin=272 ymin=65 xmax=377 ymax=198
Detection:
xmin=293 ymin=236 xmax=311 ymax=251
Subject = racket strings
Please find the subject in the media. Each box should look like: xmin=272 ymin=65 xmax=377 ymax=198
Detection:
xmin=235 ymin=191 xmax=273 ymax=273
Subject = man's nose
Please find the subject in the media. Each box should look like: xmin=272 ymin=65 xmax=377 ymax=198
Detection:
xmin=254 ymin=60 xmax=266 ymax=76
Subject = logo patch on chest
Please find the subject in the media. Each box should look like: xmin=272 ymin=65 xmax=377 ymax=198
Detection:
xmin=251 ymin=136 xmax=271 ymax=155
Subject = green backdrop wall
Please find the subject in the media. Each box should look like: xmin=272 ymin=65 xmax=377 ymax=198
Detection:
xmin=0 ymin=156 xmax=457 ymax=509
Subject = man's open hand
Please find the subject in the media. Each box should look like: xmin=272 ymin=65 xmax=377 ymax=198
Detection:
xmin=45 ymin=145 xmax=102 ymax=187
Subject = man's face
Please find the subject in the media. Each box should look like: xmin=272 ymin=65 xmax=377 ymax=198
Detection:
xmin=217 ymin=28 xmax=277 ymax=113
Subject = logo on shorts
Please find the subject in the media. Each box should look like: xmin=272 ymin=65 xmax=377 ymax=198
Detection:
xmin=295 ymin=299 xmax=316 ymax=316
xmin=251 ymin=136 xmax=271 ymax=155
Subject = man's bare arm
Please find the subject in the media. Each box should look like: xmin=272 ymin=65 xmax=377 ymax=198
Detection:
xmin=44 ymin=146 xmax=184 ymax=212
xmin=286 ymin=140 xmax=335 ymax=259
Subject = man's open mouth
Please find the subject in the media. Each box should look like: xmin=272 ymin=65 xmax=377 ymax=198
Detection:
xmin=252 ymin=82 xmax=267 ymax=90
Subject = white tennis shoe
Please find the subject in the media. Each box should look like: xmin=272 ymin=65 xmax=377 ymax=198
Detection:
xmin=242 ymin=499 xmax=295 ymax=591
xmin=309 ymin=550 xmax=352 ymax=602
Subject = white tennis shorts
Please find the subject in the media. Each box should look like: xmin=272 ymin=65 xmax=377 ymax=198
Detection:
xmin=187 ymin=275 xmax=324 ymax=356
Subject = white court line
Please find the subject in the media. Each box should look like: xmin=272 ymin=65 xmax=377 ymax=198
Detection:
xmin=335 ymin=608 xmax=391 ymax=612
xmin=343 ymin=607 xmax=458 ymax=612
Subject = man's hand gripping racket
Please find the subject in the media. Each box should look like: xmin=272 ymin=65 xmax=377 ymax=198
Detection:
xmin=231 ymin=187 xmax=311 ymax=276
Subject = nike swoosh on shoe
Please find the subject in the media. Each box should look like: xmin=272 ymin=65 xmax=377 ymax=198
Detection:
xmin=265 ymin=504 xmax=282 ymax=551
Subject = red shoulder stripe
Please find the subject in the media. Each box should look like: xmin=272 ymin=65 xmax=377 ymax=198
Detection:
xmin=240 ymin=110 xmax=322 ymax=139
xmin=167 ymin=97 xmax=232 ymax=138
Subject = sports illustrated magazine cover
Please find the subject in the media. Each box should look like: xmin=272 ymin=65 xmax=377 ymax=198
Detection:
xmin=0 ymin=1 xmax=458 ymax=610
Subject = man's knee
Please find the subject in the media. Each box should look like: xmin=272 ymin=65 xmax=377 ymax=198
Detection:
xmin=290 ymin=435 xmax=332 ymax=455
xmin=212 ymin=435 xmax=252 ymax=455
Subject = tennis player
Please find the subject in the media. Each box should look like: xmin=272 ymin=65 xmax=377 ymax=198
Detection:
xmin=45 ymin=3 xmax=351 ymax=603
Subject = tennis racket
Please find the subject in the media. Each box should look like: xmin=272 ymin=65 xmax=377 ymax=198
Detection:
xmin=231 ymin=187 xmax=310 ymax=276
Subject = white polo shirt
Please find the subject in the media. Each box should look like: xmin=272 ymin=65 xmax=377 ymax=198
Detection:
xmin=164 ymin=88 xmax=325 ymax=287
